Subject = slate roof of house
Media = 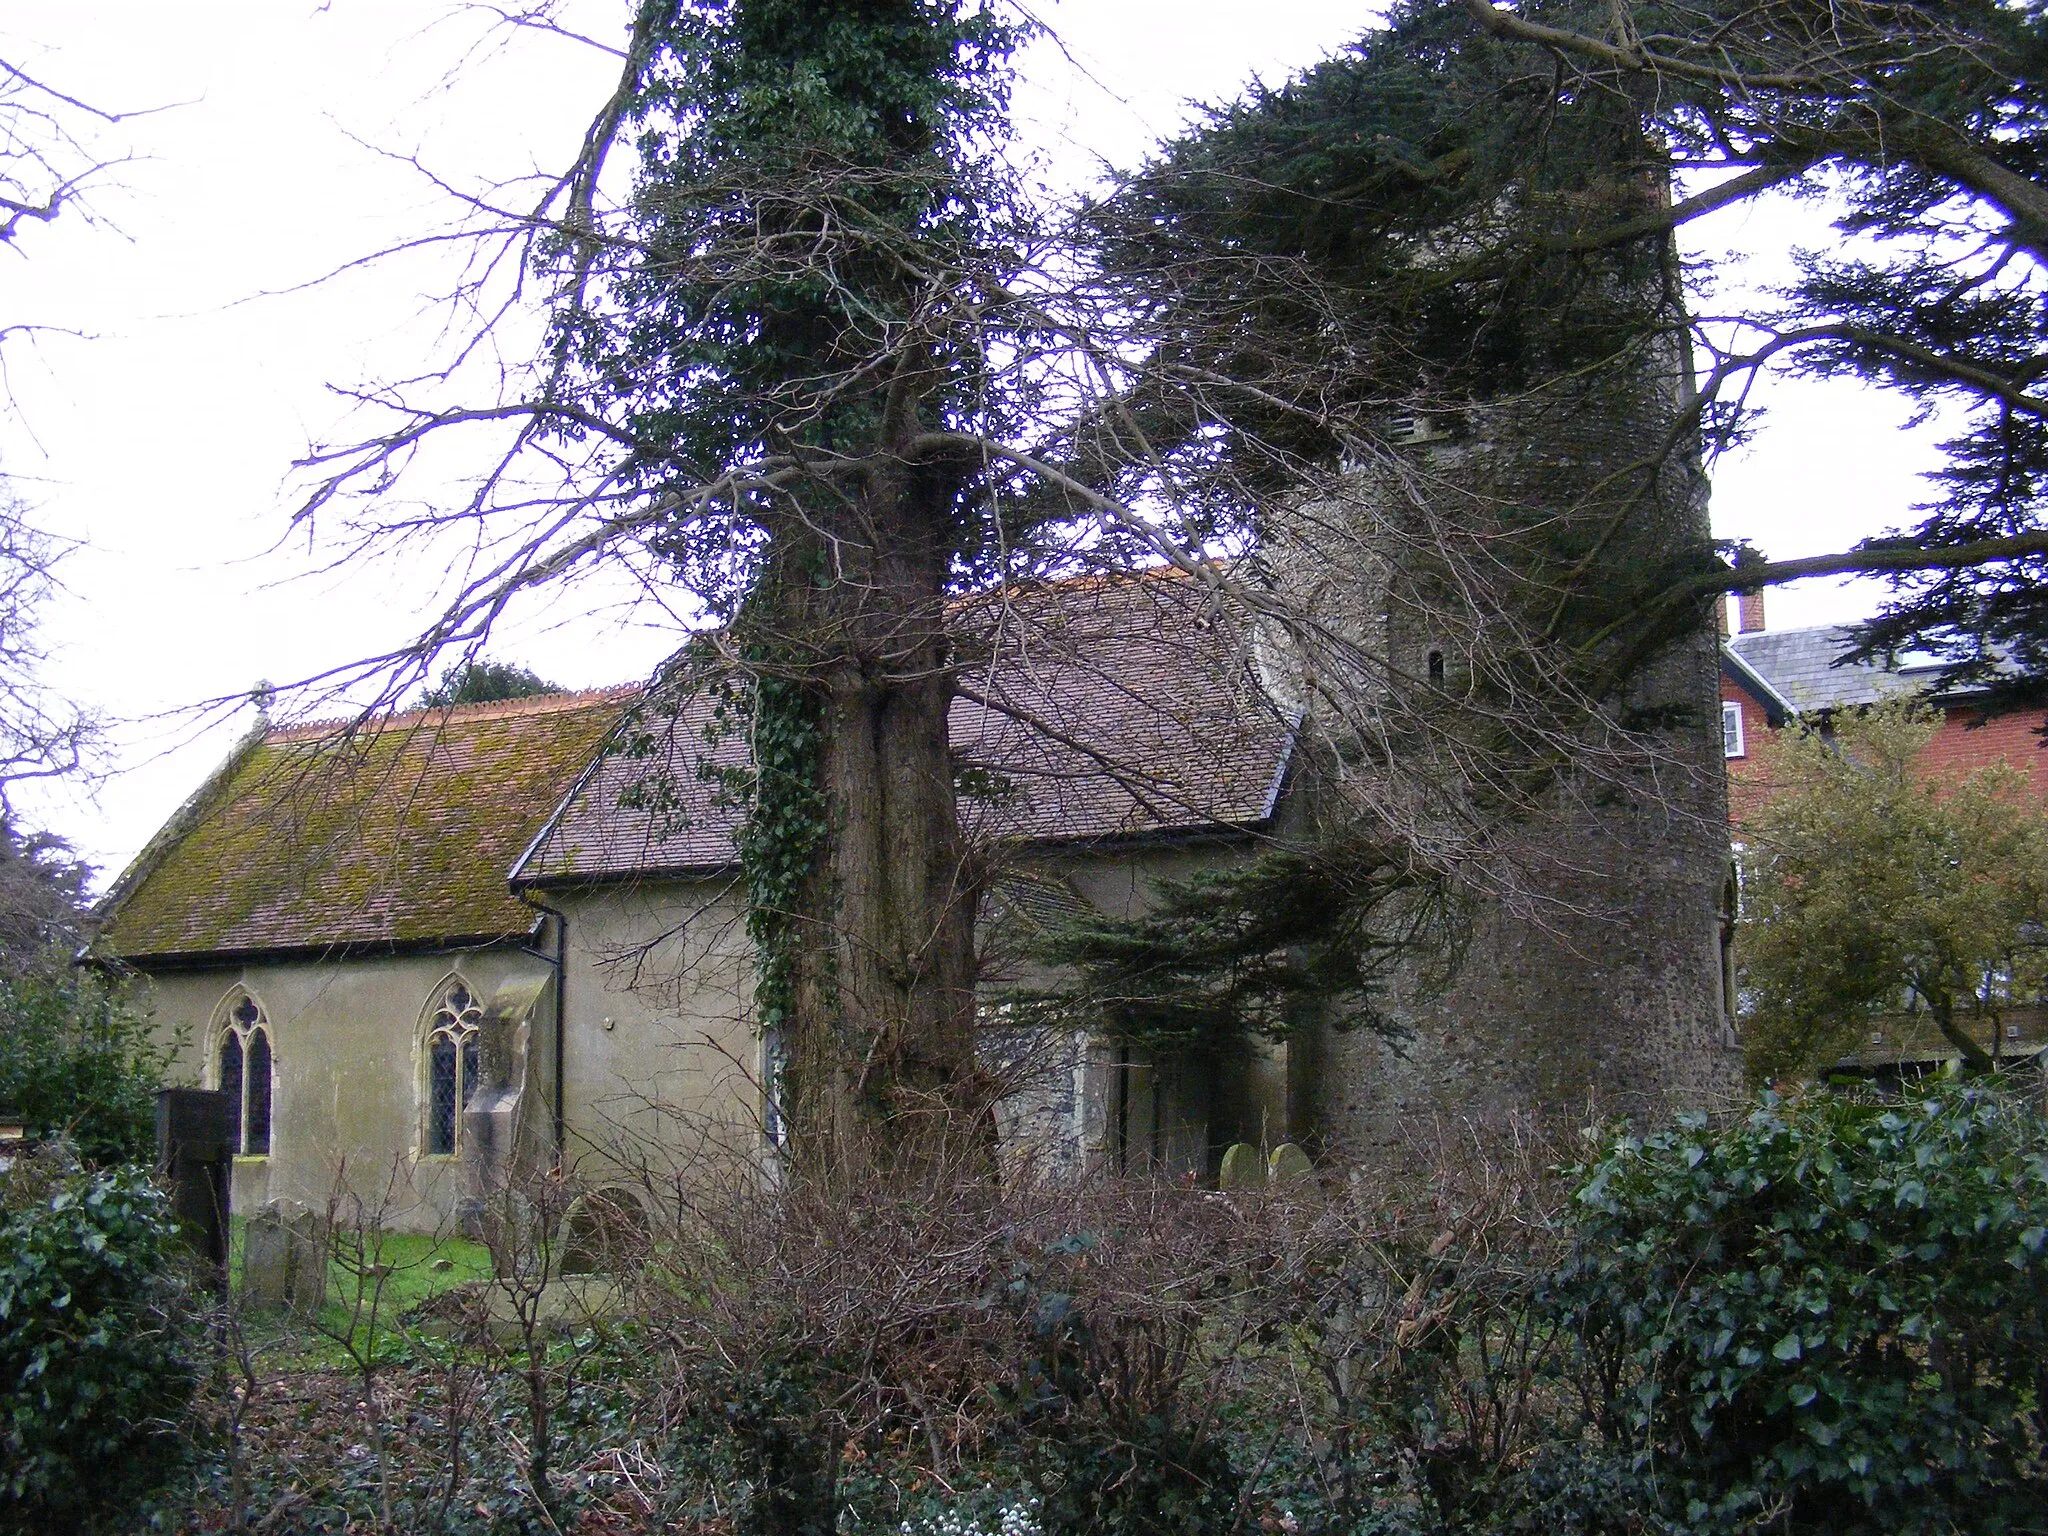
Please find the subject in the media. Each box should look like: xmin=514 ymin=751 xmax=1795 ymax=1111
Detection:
xmin=512 ymin=570 xmax=1295 ymax=885
xmin=1725 ymin=624 xmax=2025 ymax=714
xmin=94 ymin=688 xmax=636 ymax=962
xmin=1723 ymin=626 xmax=1917 ymax=713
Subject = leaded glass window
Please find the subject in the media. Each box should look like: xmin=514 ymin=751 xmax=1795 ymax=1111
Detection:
xmin=245 ymin=1029 xmax=272 ymax=1156
xmin=426 ymin=980 xmax=482 ymax=1156
xmin=219 ymin=1031 xmax=244 ymax=1152
xmin=215 ymin=992 xmax=272 ymax=1156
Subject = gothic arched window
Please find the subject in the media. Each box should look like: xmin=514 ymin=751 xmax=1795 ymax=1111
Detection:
xmin=425 ymin=979 xmax=483 ymax=1156
xmin=216 ymin=992 xmax=273 ymax=1156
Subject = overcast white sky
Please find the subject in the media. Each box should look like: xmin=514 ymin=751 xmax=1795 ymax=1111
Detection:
xmin=4 ymin=0 xmax=1935 ymax=882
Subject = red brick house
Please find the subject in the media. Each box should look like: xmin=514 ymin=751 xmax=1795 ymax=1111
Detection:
xmin=1721 ymin=594 xmax=2048 ymax=818
xmin=1717 ymin=592 xmax=2048 ymax=1078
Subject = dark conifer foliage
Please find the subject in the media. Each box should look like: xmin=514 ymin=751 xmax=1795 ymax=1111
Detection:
xmin=0 ymin=818 xmax=89 ymax=973
xmin=1030 ymin=1 xmax=1726 ymax=1057
xmin=524 ymin=0 xmax=1030 ymax=1180
xmin=419 ymin=659 xmax=563 ymax=708
xmin=1007 ymin=833 xmax=1469 ymax=1054
xmin=1450 ymin=0 xmax=2048 ymax=693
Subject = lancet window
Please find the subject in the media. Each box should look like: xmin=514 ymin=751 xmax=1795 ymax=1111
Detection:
xmin=426 ymin=979 xmax=483 ymax=1156
xmin=216 ymin=992 xmax=273 ymax=1156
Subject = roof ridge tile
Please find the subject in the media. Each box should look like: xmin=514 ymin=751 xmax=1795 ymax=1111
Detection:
xmin=268 ymin=683 xmax=642 ymax=743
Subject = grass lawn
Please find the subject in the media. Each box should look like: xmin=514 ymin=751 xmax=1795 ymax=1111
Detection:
xmin=228 ymin=1217 xmax=495 ymax=1358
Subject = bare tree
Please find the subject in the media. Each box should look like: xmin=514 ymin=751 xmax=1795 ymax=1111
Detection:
xmin=0 ymin=52 xmax=135 ymax=252
xmin=0 ymin=41 xmax=153 ymax=934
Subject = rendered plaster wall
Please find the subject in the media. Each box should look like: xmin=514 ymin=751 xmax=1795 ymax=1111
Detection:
xmin=545 ymin=865 xmax=1287 ymax=1189
xmin=140 ymin=944 xmax=554 ymax=1233
xmin=544 ymin=846 xmax=1295 ymax=1189
xmin=130 ymin=846 xmax=1296 ymax=1230
xmin=547 ymin=879 xmax=761 ymax=1190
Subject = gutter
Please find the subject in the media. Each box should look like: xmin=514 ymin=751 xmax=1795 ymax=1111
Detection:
xmin=87 ymin=930 xmax=536 ymax=974
xmin=504 ymin=712 xmax=633 ymax=1164
xmin=509 ymin=816 xmax=1285 ymax=900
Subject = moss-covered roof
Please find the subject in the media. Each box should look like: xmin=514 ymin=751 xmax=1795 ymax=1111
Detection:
xmin=94 ymin=689 xmax=633 ymax=961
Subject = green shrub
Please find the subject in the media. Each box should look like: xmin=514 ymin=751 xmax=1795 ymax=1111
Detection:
xmin=0 ymin=968 xmax=171 ymax=1166
xmin=1559 ymin=1082 xmax=2048 ymax=1534
xmin=0 ymin=1151 xmax=197 ymax=1533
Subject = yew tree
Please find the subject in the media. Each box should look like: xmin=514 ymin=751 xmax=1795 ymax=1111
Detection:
xmin=1736 ymin=699 xmax=2048 ymax=1080
xmin=584 ymin=0 xmax=1022 ymax=1179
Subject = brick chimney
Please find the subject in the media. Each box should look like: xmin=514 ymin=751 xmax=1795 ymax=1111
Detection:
xmin=1717 ymin=593 xmax=1731 ymax=636
xmin=1738 ymin=588 xmax=1766 ymax=634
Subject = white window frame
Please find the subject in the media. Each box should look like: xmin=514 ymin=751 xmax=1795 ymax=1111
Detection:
xmin=1722 ymin=699 xmax=1746 ymax=759
xmin=761 ymin=1027 xmax=789 ymax=1149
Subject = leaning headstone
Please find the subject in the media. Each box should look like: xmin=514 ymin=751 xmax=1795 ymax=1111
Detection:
xmin=282 ymin=1209 xmax=327 ymax=1319
xmin=1218 ymin=1142 xmax=1266 ymax=1191
xmin=1267 ymin=1143 xmax=1314 ymax=1185
xmin=242 ymin=1210 xmax=292 ymax=1308
xmin=561 ymin=1190 xmax=652 ymax=1275
xmin=240 ymin=1204 xmax=326 ymax=1316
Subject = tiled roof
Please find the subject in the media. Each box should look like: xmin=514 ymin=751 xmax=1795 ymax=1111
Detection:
xmin=513 ymin=571 xmax=1295 ymax=885
xmin=95 ymin=689 xmax=635 ymax=961
xmin=97 ymin=572 xmax=1297 ymax=958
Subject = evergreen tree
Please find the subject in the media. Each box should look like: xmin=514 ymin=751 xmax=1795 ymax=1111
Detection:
xmin=418 ymin=659 xmax=562 ymax=708
xmin=1038 ymin=0 xmax=1724 ymax=1053
xmin=1455 ymin=0 xmax=2048 ymax=695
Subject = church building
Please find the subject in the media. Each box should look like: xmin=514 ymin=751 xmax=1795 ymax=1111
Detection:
xmin=94 ymin=569 xmax=1740 ymax=1231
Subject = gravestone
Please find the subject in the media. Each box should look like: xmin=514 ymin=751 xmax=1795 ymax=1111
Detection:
xmin=1267 ymin=1143 xmax=1313 ymax=1185
xmin=1218 ymin=1142 xmax=1266 ymax=1191
xmin=561 ymin=1189 xmax=651 ymax=1275
xmin=242 ymin=1204 xmax=326 ymax=1317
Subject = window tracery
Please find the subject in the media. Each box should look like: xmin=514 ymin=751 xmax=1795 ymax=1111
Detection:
xmin=216 ymin=992 xmax=273 ymax=1156
xmin=425 ymin=979 xmax=483 ymax=1156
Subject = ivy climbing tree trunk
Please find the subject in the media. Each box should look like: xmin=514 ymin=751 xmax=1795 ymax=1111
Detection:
xmin=758 ymin=467 xmax=988 ymax=1184
xmin=574 ymin=0 xmax=1019 ymax=1184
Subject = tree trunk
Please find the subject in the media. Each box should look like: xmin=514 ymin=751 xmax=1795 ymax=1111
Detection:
xmin=766 ymin=455 xmax=989 ymax=1185
xmin=1926 ymin=994 xmax=1996 ymax=1074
